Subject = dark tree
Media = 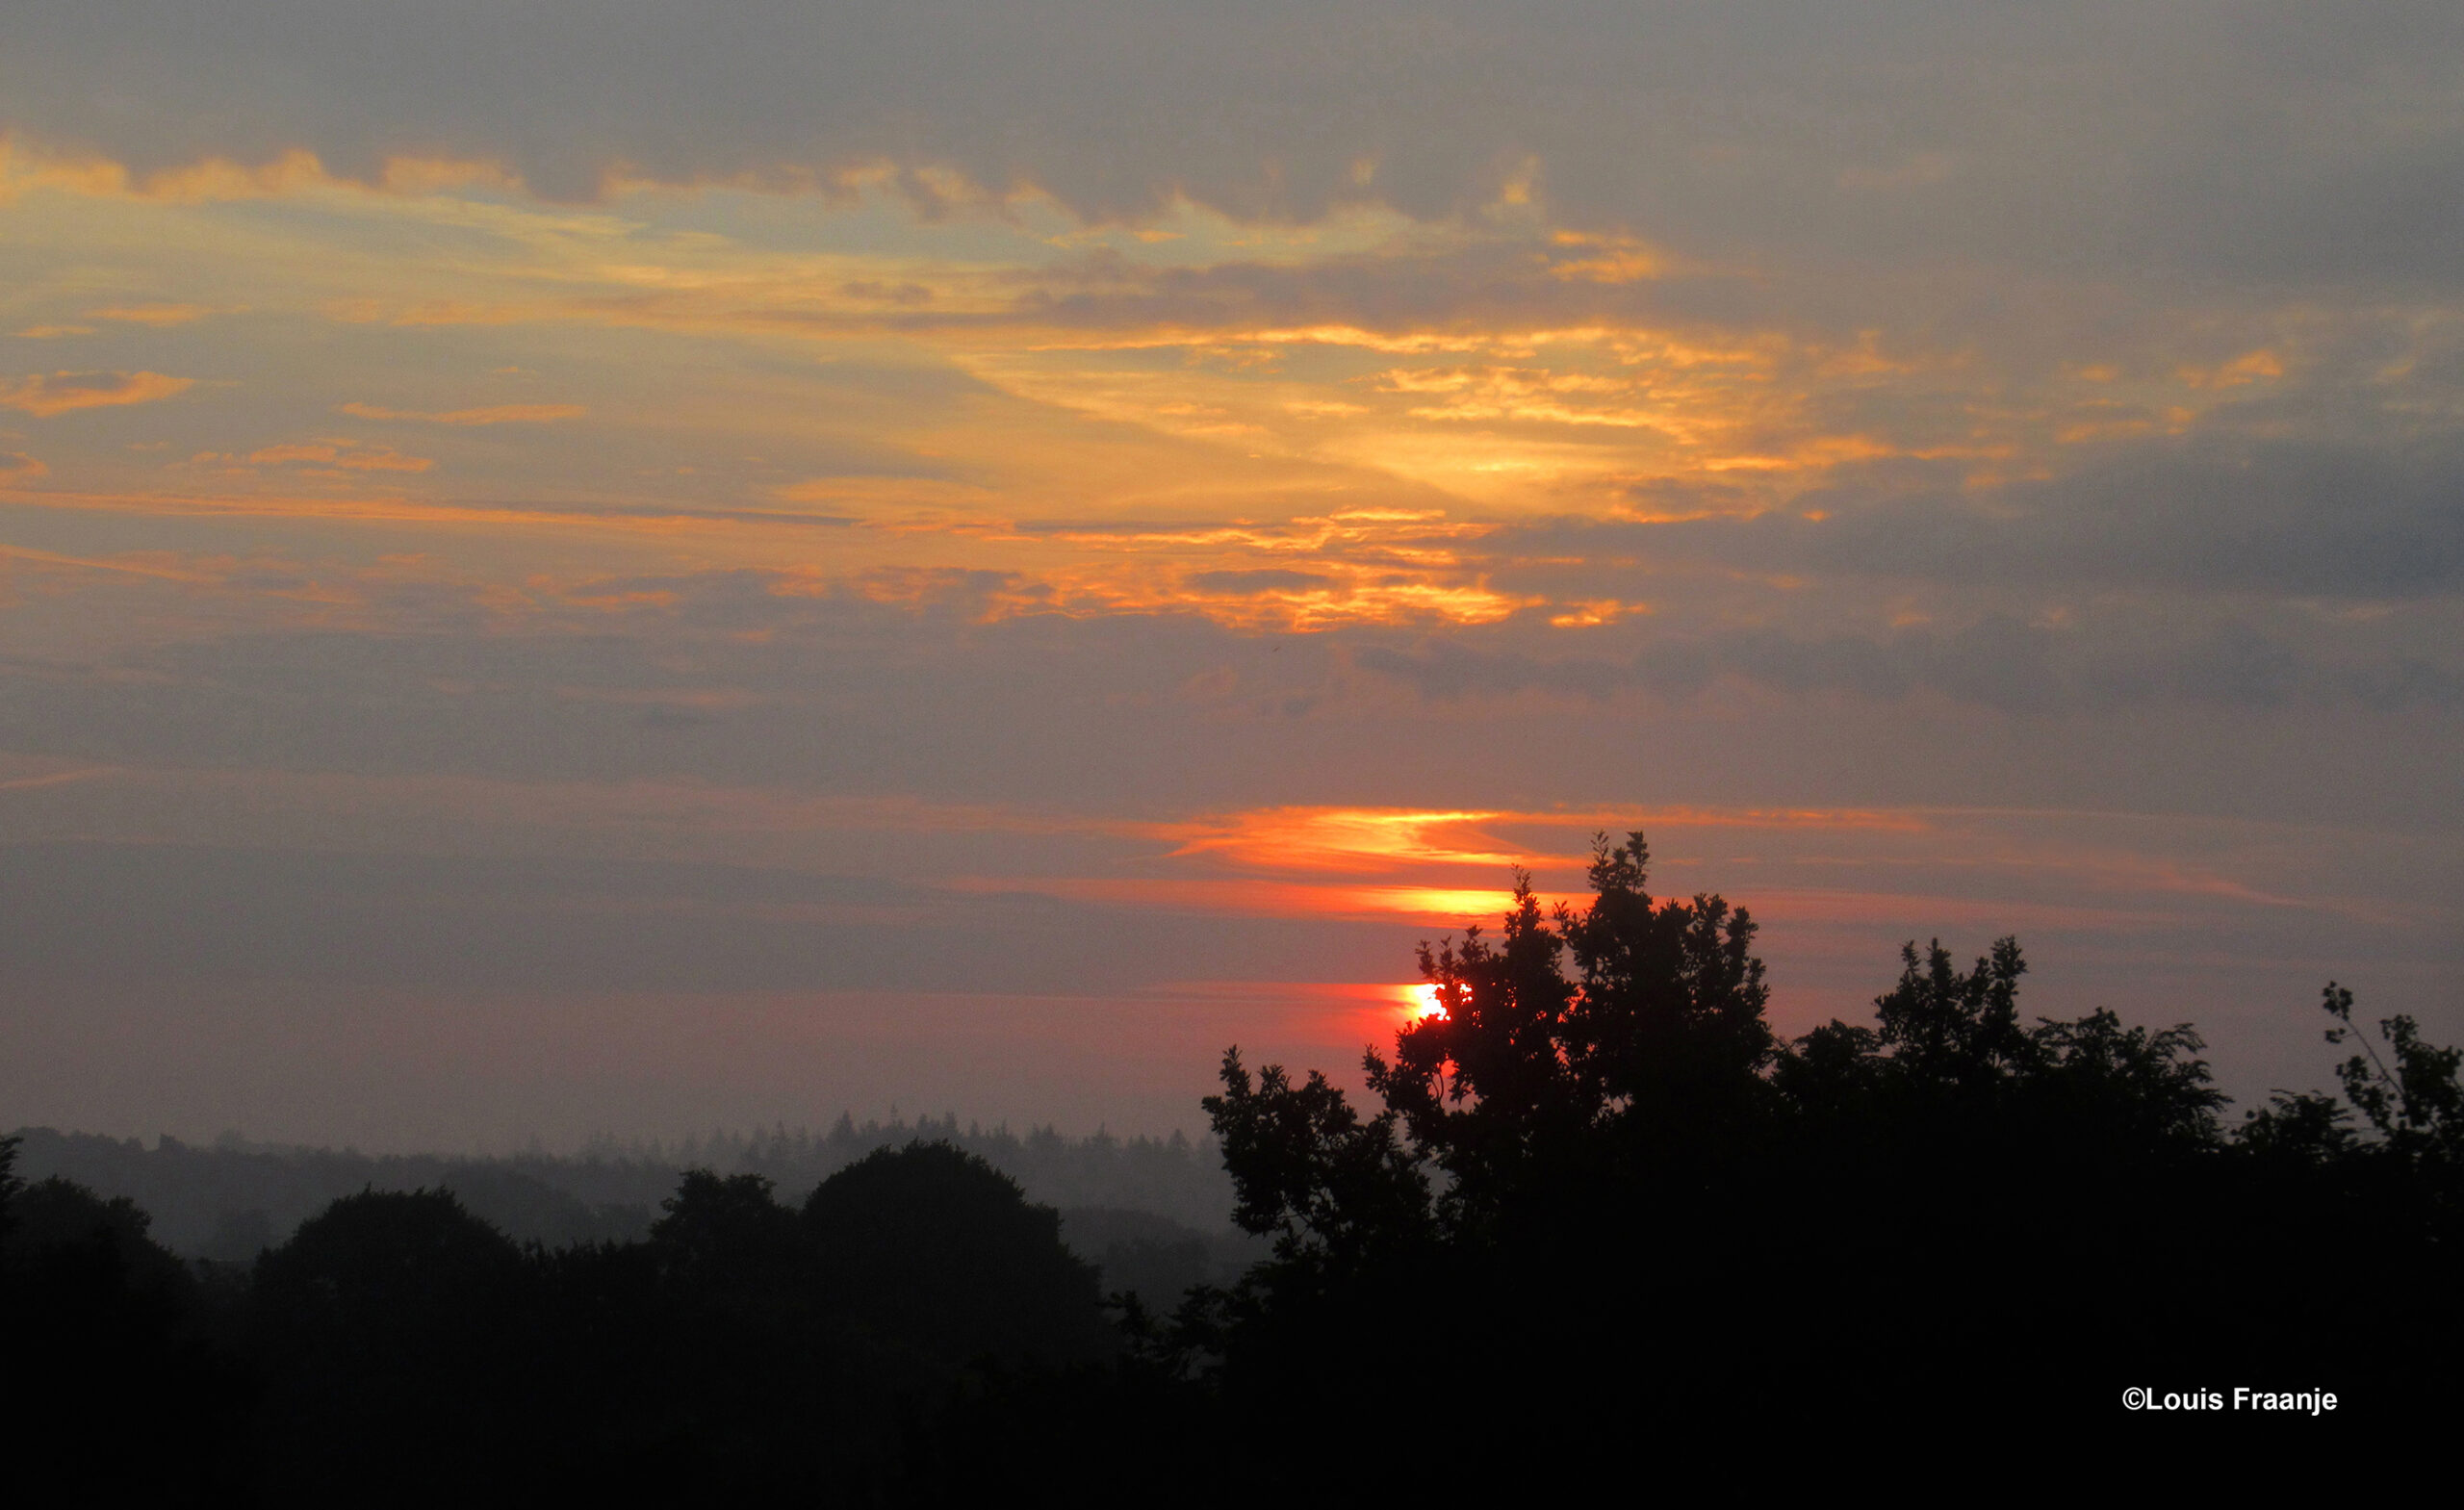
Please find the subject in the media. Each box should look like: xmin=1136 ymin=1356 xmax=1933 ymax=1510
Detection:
xmin=0 ymin=1152 xmax=254 ymax=1497
xmin=806 ymin=1141 xmax=1113 ymax=1369
xmin=249 ymin=1190 xmax=530 ymax=1499
xmin=649 ymin=1168 xmax=807 ymax=1293
xmin=1195 ymin=832 xmax=2464 ymax=1459
xmin=2319 ymin=982 xmax=2464 ymax=1166
xmin=1191 ymin=834 xmax=1800 ymax=1460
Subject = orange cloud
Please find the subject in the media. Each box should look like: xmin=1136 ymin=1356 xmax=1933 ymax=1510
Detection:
xmin=0 ymin=485 xmax=864 ymax=537
xmin=2175 ymin=349 xmax=2285 ymax=389
xmin=337 ymin=401 xmax=588 ymax=425
xmin=1146 ymin=803 xmax=1938 ymax=884
xmin=0 ymin=370 xmax=192 ymax=417
xmin=774 ymin=476 xmax=997 ymax=510
xmin=0 ymin=141 xmax=521 ymax=206
xmin=0 ymin=450 xmax=45 ymax=480
xmin=946 ymin=874 xmax=1552 ymax=925
xmin=0 ymin=143 xmax=325 ymax=202
xmin=1547 ymin=599 xmax=1646 ymax=627
xmin=0 ymin=542 xmax=227 ymax=584
xmin=190 ymin=438 xmax=435 ymax=474
xmin=0 ymin=764 xmax=119 ymax=793
xmin=1163 ymin=806 xmax=1529 ymax=875
xmin=12 ymin=324 xmax=95 ymax=340
xmin=1153 ymin=571 xmax=1529 ymax=630
xmin=321 ymin=296 xmax=563 ymax=328
xmin=88 ymin=303 xmax=217 ymax=326
xmin=1547 ymin=230 xmax=1666 ymax=284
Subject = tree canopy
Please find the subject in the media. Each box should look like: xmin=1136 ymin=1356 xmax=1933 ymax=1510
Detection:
xmin=1190 ymin=831 xmax=2462 ymax=1452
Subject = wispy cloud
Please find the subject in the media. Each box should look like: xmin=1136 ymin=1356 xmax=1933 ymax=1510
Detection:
xmin=337 ymin=401 xmax=587 ymax=425
xmin=0 ymin=370 xmax=192 ymax=417
xmin=189 ymin=438 xmax=434 ymax=475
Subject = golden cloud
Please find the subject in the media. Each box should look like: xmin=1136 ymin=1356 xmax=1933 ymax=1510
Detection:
xmin=0 ymin=370 xmax=193 ymax=417
xmin=0 ymin=140 xmax=524 ymax=207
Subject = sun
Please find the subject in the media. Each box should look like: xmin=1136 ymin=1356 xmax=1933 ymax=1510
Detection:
xmin=1408 ymin=983 xmax=1449 ymax=1020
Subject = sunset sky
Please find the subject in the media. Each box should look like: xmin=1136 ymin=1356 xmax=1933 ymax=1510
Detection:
xmin=4 ymin=2 xmax=2458 ymax=1149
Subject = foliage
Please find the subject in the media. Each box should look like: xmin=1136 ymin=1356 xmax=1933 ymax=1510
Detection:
xmin=1778 ymin=936 xmax=2226 ymax=1154
xmin=1195 ymin=829 xmax=2458 ymax=1451
xmin=2241 ymin=983 xmax=2464 ymax=1179
xmin=1201 ymin=1052 xmax=1427 ymax=1270
xmin=2323 ymin=982 xmax=2464 ymax=1164
xmin=1359 ymin=836 xmax=1777 ymax=1230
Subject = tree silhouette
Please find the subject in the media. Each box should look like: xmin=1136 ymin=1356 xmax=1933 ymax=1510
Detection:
xmin=1191 ymin=833 xmax=1801 ymax=1459
xmin=0 ymin=1156 xmax=255 ymax=1496
xmin=1201 ymin=1052 xmax=1427 ymax=1275
xmin=2321 ymin=983 xmax=2464 ymax=1166
xmin=7 ymin=861 xmax=2459 ymax=1488
xmin=1314 ymin=832 xmax=1784 ymax=1251
xmin=806 ymin=1141 xmax=1113 ymax=1369
xmin=1197 ymin=832 xmax=2464 ymax=1452
xmin=649 ymin=1168 xmax=806 ymax=1293
xmin=250 ymin=1190 xmax=530 ymax=1499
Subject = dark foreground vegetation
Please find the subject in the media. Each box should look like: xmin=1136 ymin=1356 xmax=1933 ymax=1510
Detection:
xmin=5 ymin=833 xmax=2457 ymax=1499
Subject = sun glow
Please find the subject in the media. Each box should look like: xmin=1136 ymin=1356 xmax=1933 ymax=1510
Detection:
xmin=1163 ymin=806 xmax=1527 ymax=874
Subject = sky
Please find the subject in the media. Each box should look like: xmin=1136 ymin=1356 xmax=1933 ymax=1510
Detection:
xmin=2 ymin=2 xmax=2458 ymax=1150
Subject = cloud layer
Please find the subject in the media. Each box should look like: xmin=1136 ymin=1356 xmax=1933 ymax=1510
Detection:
xmin=8 ymin=1 xmax=2464 ymax=292
xmin=3 ymin=2 xmax=2460 ymax=1145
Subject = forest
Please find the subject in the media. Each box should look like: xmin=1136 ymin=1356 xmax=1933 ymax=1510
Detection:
xmin=6 ymin=834 xmax=2456 ymax=1499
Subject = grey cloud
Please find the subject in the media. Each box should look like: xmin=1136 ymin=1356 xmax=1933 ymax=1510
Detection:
xmin=1352 ymin=621 xmax=2057 ymax=712
xmin=0 ymin=585 xmax=1357 ymax=804
xmin=5 ymin=556 xmax=2456 ymax=834
xmin=7 ymin=3 xmax=2464 ymax=289
xmin=1502 ymin=437 xmax=2464 ymax=601
xmin=1887 ymin=440 xmax=2464 ymax=597
xmin=1182 ymin=569 xmax=1335 ymax=595
xmin=0 ymin=839 xmax=1404 ymax=996
xmin=1352 ymin=613 xmax=2459 ymax=717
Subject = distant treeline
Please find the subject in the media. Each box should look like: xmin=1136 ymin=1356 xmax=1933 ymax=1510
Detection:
xmin=7 ymin=834 xmax=2459 ymax=1497
xmin=12 ymin=1113 xmax=1243 ymax=1258
xmin=0 ymin=1137 xmax=1205 ymax=1502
